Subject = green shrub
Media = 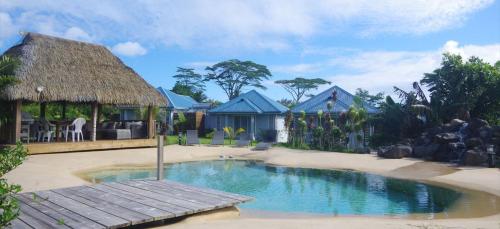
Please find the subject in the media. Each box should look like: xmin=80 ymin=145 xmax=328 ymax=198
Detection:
xmin=0 ymin=142 xmax=27 ymax=227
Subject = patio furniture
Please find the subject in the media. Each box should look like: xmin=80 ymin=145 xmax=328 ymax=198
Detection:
xmin=253 ymin=142 xmax=272 ymax=151
xmin=20 ymin=123 xmax=30 ymax=143
xmin=236 ymin=133 xmax=250 ymax=147
xmin=96 ymin=121 xmax=146 ymax=140
xmin=211 ymin=130 xmax=225 ymax=146
xmin=39 ymin=119 xmax=56 ymax=142
xmin=186 ymin=130 xmax=200 ymax=145
xmin=65 ymin=118 xmax=86 ymax=142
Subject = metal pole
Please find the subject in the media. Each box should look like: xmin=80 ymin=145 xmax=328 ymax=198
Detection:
xmin=157 ymin=134 xmax=164 ymax=180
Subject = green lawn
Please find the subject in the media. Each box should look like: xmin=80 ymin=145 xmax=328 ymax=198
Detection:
xmin=164 ymin=135 xmax=255 ymax=146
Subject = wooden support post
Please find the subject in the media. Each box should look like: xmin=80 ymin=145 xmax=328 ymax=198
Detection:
xmin=147 ymin=106 xmax=155 ymax=139
xmin=157 ymin=134 xmax=164 ymax=180
xmin=12 ymin=100 xmax=22 ymax=143
xmin=40 ymin=102 xmax=47 ymax=119
xmin=91 ymin=102 xmax=98 ymax=141
xmin=97 ymin=104 xmax=103 ymax=125
xmin=61 ymin=102 xmax=67 ymax=120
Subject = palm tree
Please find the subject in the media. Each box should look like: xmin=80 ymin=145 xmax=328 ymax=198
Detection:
xmin=223 ymin=126 xmax=245 ymax=144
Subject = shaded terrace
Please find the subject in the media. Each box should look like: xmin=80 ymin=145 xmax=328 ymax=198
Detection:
xmin=0 ymin=33 xmax=166 ymax=152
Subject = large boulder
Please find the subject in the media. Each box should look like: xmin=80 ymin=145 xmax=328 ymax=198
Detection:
xmin=434 ymin=133 xmax=459 ymax=144
xmin=463 ymin=149 xmax=487 ymax=166
xmin=433 ymin=144 xmax=452 ymax=162
xmin=468 ymin=118 xmax=488 ymax=132
xmin=427 ymin=126 xmax=444 ymax=137
xmin=377 ymin=144 xmax=412 ymax=159
xmin=465 ymin=137 xmax=483 ymax=149
xmin=412 ymin=144 xmax=439 ymax=158
xmin=444 ymin=119 xmax=466 ymax=132
xmin=414 ymin=135 xmax=431 ymax=146
xmin=479 ymin=126 xmax=493 ymax=141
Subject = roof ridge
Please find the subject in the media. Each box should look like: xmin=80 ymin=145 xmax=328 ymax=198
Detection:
xmin=25 ymin=32 xmax=105 ymax=48
xmin=248 ymin=90 xmax=287 ymax=112
xmin=240 ymin=97 xmax=263 ymax=113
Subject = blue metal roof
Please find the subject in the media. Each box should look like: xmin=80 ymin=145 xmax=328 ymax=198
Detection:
xmin=209 ymin=90 xmax=289 ymax=114
xmin=291 ymin=85 xmax=379 ymax=114
xmin=157 ymin=87 xmax=199 ymax=110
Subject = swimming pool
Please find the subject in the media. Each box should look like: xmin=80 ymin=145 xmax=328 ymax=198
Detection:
xmin=84 ymin=160 xmax=498 ymax=218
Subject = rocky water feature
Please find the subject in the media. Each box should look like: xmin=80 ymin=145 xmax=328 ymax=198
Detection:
xmin=377 ymin=118 xmax=499 ymax=166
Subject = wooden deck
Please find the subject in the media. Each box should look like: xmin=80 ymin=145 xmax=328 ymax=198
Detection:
xmin=23 ymin=139 xmax=156 ymax=155
xmin=9 ymin=180 xmax=252 ymax=228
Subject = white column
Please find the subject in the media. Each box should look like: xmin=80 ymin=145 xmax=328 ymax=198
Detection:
xmin=250 ymin=115 xmax=255 ymax=140
xmin=91 ymin=102 xmax=98 ymax=141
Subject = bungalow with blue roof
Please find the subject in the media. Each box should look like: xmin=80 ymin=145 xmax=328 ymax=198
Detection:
xmin=292 ymin=85 xmax=379 ymax=115
xmin=121 ymin=87 xmax=211 ymax=133
xmin=291 ymin=85 xmax=379 ymax=148
xmin=206 ymin=90 xmax=289 ymax=142
xmin=157 ymin=87 xmax=211 ymax=133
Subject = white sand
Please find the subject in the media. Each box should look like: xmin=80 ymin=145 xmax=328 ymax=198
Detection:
xmin=5 ymin=145 xmax=500 ymax=228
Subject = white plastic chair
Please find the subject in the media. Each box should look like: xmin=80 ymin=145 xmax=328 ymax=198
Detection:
xmin=39 ymin=119 xmax=55 ymax=142
xmin=65 ymin=118 xmax=86 ymax=142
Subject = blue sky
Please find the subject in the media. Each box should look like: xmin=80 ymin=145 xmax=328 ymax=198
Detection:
xmin=1 ymin=0 xmax=499 ymax=102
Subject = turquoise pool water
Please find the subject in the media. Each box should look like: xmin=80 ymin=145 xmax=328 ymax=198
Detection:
xmin=86 ymin=160 xmax=466 ymax=217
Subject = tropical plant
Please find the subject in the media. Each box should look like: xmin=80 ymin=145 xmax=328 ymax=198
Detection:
xmin=421 ymin=53 xmax=500 ymax=124
xmin=223 ymin=126 xmax=245 ymax=144
xmin=205 ymin=59 xmax=272 ymax=100
xmin=174 ymin=112 xmax=187 ymax=134
xmin=344 ymin=103 xmax=368 ymax=149
xmin=275 ymin=77 xmax=331 ymax=104
xmin=0 ymin=142 xmax=27 ymax=227
xmin=0 ymin=56 xmax=20 ymax=126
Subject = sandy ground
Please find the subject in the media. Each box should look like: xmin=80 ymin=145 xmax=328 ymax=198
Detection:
xmin=5 ymin=145 xmax=500 ymax=228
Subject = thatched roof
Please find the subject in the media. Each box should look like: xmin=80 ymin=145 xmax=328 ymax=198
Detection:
xmin=0 ymin=32 xmax=166 ymax=106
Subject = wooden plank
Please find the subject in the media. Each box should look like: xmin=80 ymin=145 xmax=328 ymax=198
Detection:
xmin=18 ymin=201 xmax=69 ymax=229
xmin=126 ymin=180 xmax=235 ymax=207
xmin=52 ymin=188 xmax=152 ymax=225
xmin=33 ymin=190 xmax=130 ymax=228
xmin=23 ymin=139 xmax=156 ymax=154
xmin=101 ymin=182 xmax=214 ymax=213
xmin=141 ymin=180 xmax=248 ymax=203
xmin=60 ymin=186 xmax=174 ymax=221
xmin=8 ymin=219 xmax=33 ymax=229
xmin=161 ymin=180 xmax=252 ymax=202
xmin=89 ymin=184 xmax=191 ymax=217
xmin=18 ymin=194 xmax=104 ymax=229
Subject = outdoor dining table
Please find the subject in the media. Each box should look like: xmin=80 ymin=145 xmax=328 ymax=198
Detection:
xmin=51 ymin=120 xmax=71 ymax=142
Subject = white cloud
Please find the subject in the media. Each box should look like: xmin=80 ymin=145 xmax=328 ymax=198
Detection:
xmin=0 ymin=0 xmax=494 ymax=51
xmin=0 ymin=12 xmax=17 ymax=46
xmin=271 ymin=63 xmax=324 ymax=74
xmin=271 ymin=40 xmax=500 ymax=97
xmin=111 ymin=42 xmax=147 ymax=57
xmin=324 ymin=41 xmax=500 ymax=96
xmin=442 ymin=40 xmax=500 ymax=64
xmin=63 ymin=27 xmax=93 ymax=42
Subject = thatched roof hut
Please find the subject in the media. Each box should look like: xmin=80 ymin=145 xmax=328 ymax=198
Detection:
xmin=1 ymin=32 xmax=166 ymax=106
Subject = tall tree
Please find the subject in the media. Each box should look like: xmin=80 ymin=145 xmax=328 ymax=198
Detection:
xmin=171 ymin=67 xmax=207 ymax=102
xmin=275 ymin=77 xmax=331 ymax=104
xmin=354 ymin=88 xmax=384 ymax=108
xmin=205 ymin=59 xmax=271 ymax=100
xmin=277 ymin=98 xmax=294 ymax=108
